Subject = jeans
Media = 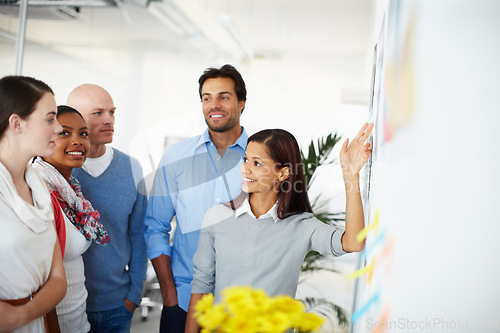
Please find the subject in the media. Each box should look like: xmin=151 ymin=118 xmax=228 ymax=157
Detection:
xmin=159 ymin=304 xmax=187 ymax=333
xmin=87 ymin=304 xmax=134 ymax=333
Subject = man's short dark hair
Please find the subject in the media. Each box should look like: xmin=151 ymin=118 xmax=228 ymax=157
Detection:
xmin=198 ymin=64 xmax=247 ymax=105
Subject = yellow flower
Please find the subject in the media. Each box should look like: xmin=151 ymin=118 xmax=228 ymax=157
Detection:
xmin=293 ymin=312 xmax=325 ymax=332
xmin=256 ymin=312 xmax=290 ymax=333
xmin=250 ymin=289 xmax=269 ymax=306
xmin=224 ymin=315 xmax=259 ymax=333
xmin=222 ymin=286 xmax=262 ymax=317
xmin=221 ymin=285 xmax=254 ymax=305
xmin=195 ymin=293 xmax=214 ymax=315
xmin=272 ymin=295 xmax=305 ymax=316
xmin=197 ymin=304 xmax=228 ymax=331
xmin=196 ymin=286 xmax=325 ymax=333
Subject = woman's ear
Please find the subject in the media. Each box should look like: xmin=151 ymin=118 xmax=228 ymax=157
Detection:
xmin=8 ymin=114 xmax=23 ymax=134
xmin=278 ymin=166 xmax=290 ymax=182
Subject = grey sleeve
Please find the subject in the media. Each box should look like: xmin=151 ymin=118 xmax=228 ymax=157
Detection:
xmin=191 ymin=225 xmax=216 ymax=294
xmin=310 ymin=222 xmax=347 ymax=257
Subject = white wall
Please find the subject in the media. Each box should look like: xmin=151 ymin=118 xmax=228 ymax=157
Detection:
xmin=0 ymin=25 xmax=372 ymax=182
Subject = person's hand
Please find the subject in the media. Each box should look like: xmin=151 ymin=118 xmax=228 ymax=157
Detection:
xmin=0 ymin=302 xmax=25 ymax=332
xmin=340 ymin=123 xmax=374 ymax=180
xmin=124 ymin=298 xmax=137 ymax=313
xmin=162 ymin=284 xmax=178 ymax=307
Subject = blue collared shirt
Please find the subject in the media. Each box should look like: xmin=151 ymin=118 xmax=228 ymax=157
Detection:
xmin=144 ymin=128 xmax=248 ymax=311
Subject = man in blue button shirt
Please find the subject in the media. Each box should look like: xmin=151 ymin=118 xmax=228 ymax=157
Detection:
xmin=144 ymin=64 xmax=249 ymax=333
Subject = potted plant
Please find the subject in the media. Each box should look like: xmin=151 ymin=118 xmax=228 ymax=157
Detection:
xmin=299 ymin=132 xmax=348 ymax=331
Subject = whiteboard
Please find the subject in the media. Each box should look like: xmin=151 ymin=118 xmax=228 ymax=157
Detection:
xmin=351 ymin=1 xmax=500 ymax=332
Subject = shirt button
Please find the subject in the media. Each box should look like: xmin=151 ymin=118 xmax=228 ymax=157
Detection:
xmin=218 ymin=177 xmax=222 ymax=181
xmin=216 ymin=198 xmax=220 ymax=202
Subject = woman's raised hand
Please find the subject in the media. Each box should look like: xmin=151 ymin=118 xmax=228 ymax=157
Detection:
xmin=339 ymin=123 xmax=374 ymax=180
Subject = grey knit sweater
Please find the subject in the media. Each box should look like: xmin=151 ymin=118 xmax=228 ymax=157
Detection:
xmin=191 ymin=202 xmax=346 ymax=302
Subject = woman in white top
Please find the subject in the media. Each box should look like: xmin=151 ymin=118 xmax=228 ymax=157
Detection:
xmin=32 ymin=106 xmax=110 ymax=333
xmin=0 ymin=75 xmax=67 ymax=332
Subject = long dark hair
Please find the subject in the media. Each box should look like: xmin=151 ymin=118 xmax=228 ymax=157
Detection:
xmin=0 ymin=75 xmax=54 ymax=138
xmin=248 ymin=129 xmax=313 ymax=219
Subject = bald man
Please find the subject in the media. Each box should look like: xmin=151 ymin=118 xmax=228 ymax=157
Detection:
xmin=68 ymin=84 xmax=148 ymax=333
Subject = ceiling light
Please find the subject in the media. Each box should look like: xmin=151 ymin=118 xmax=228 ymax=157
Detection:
xmin=219 ymin=14 xmax=254 ymax=60
xmin=147 ymin=1 xmax=201 ymax=38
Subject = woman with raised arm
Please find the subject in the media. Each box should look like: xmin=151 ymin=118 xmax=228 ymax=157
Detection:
xmin=185 ymin=123 xmax=374 ymax=333
xmin=32 ymin=105 xmax=109 ymax=333
xmin=0 ymin=75 xmax=67 ymax=332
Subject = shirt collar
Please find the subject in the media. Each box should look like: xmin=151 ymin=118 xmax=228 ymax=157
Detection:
xmin=195 ymin=128 xmax=212 ymax=148
xmin=233 ymin=127 xmax=248 ymax=149
xmin=196 ymin=127 xmax=248 ymax=150
xmin=235 ymin=197 xmax=279 ymax=223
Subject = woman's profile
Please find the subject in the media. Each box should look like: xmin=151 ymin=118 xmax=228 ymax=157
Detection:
xmin=185 ymin=124 xmax=374 ymax=332
xmin=0 ymin=75 xmax=67 ymax=332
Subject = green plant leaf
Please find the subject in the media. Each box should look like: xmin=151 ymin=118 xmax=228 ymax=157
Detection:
xmin=299 ymin=131 xmax=349 ymax=332
xmin=302 ymin=132 xmax=342 ymax=188
xmin=300 ymin=297 xmax=349 ymax=329
xmin=300 ymin=132 xmax=345 ymax=275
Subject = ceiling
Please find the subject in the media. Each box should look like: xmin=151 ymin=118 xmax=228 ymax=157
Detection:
xmin=0 ymin=0 xmax=377 ymax=170
xmin=0 ymin=0 xmax=375 ymax=80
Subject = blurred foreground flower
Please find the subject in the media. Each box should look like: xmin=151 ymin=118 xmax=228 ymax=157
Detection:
xmin=195 ymin=286 xmax=324 ymax=333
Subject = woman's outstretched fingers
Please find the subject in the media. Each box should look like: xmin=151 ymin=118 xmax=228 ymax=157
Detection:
xmin=342 ymin=138 xmax=349 ymax=151
xmin=360 ymin=123 xmax=375 ymax=143
xmin=353 ymin=123 xmax=369 ymax=142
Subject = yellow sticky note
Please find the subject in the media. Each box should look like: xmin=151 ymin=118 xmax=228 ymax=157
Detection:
xmin=356 ymin=209 xmax=380 ymax=242
xmin=347 ymin=259 xmax=375 ymax=280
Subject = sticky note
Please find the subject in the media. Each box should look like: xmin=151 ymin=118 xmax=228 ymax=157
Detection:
xmin=352 ymin=291 xmax=380 ymax=323
xmin=357 ymin=209 xmax=380 ymax=242
xmin=347 ymin=258 xmax=375 ymax=280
